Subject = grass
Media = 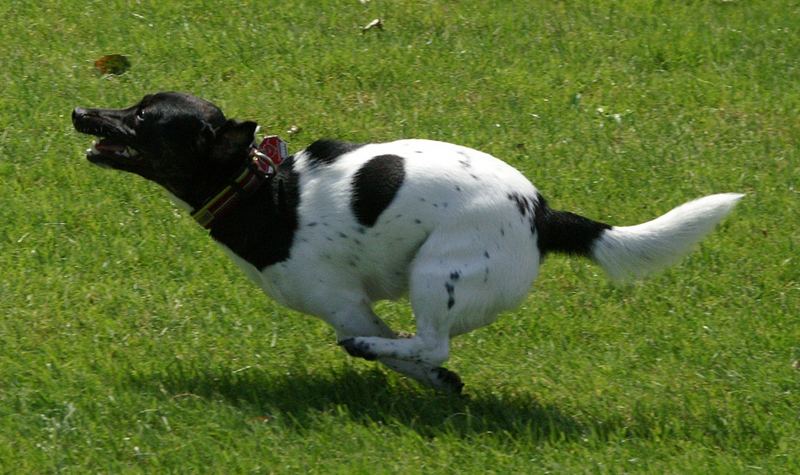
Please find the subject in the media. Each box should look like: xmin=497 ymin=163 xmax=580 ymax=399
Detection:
xmin=1 ymin=0 xmax=798 ymax=472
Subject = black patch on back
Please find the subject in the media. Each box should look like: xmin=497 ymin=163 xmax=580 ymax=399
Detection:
xmin=532 ymin=192 xmax=611 ymax=258
xmin=305 ymin=139 xmax=364 ymax=167
xmin=208 ymin=156 xmax=300 ymax=270
xmin=351 ymin=154 xmax=406 ymax=227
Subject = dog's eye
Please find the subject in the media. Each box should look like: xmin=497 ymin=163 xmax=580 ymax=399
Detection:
xmin=135 ymin=109 xmax=146 ymax=123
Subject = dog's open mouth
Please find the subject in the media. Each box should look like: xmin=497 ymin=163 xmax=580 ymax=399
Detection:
xmin=72 ymin=108 xmax=142 ymax=167
xmin=87 ymin=138 xmax=140 ymax=160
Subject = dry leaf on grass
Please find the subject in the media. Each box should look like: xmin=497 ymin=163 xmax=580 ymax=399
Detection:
xmin=94 ymin=54 xmax=131 ymax=75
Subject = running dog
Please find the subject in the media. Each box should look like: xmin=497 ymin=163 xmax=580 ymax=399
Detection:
xmin=72 ymin=92 xmax=743 ymax=392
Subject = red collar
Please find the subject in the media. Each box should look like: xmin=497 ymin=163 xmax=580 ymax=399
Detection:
xmin=192 ymin=135 xmax=289 ymax=229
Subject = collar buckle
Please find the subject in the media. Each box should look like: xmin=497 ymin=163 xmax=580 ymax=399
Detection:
xmin=250 ymin=148 xmax=277 ymax=178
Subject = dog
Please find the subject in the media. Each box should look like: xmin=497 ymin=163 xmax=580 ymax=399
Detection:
xmin=72 ymin=92 xmax=743 ymax=392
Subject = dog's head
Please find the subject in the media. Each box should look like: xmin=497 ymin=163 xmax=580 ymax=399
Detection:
xmin=72 ymin=92 xmax=258 ymax=206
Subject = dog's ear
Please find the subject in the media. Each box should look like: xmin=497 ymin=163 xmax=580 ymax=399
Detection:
xmin=209 ymin=119 xmax=258 ymax=161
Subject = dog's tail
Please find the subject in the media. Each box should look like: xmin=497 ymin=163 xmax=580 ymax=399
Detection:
xmin=533 ymin=193 xmax=744 ymax=281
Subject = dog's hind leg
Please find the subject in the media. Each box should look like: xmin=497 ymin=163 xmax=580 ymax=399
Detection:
xmin=326 ymin=300 xmax=463 ymax=392
xmin=336 ymin=264 xmax=459 ymax=390
xmin=337 ymin=217 xmax=539 ymax=391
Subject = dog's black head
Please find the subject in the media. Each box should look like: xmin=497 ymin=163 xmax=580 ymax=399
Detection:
xmin=72 ymin=92 xmax=258 ymax=207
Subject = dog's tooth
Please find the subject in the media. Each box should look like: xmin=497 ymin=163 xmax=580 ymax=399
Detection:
xmin=87 ymin=142 xmax=101 ymax=156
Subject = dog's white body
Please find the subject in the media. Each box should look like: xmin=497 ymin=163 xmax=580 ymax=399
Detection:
xmin=245 ymin=140 xmax=537 ymax=325
xmin=215 ymin=138 xmax=742 ymax=389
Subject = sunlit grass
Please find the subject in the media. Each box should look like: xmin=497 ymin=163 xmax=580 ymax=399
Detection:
xmin=1 ymin=0 xmax=798 ymax=472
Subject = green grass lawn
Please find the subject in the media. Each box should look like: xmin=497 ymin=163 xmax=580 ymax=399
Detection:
xmin=1 ymin=0 xmax=798 ymax=472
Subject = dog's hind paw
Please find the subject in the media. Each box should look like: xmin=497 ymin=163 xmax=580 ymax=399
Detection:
xmin=431 ymin=367 xmax=464 ymax=394
xmin=338 ymin=338 xmax=378 ymax=361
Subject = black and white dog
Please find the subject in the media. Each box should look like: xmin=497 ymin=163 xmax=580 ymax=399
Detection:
xmin=72 ymin=92 xmax=742 ymax=392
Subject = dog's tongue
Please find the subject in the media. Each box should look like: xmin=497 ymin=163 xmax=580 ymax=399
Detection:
xmin=95 ymin=138 xmax=126 ymax=153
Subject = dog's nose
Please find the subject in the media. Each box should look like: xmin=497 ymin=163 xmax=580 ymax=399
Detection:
xmin=72 ymin=107 xmax=87 ymax=124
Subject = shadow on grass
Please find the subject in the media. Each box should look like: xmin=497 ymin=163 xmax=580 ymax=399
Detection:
xmin=131 ymin=364 xmax=601 ymax=443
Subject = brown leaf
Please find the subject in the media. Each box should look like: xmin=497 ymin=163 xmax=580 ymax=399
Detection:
xmin=94 ymin=54 xmax=131 ymax=75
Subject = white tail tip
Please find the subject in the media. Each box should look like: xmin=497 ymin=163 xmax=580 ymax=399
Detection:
xmin=592 ymin=193 xmax=744 ymax=282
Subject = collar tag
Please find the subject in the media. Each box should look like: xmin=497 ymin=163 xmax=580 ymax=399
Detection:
xmin=256 ymin=135 xmax=289 ymax=167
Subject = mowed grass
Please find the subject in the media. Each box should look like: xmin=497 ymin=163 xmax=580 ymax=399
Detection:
xmin=1 ymin=0 xmax=798 ymax=472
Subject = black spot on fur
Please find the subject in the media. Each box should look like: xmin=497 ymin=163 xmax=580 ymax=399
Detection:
xmin=339 ymin=338 xmax=377 ymax=360
xmin=445 ymin=282 xmax=455 ymax=310
xmin=449 ymin=270 xmax=461 ymax=281
xmin=432 ymin=367 xmax=464 ymax=393
xmin=507 ymin=192 xmax=537 ymax=234
xmin=209 ymin=156 xmax=299 ymax=270
xmin=351 ymin=154 xmax=406 ymax=227
xmin=456 ymin=151 xmax=472 ymax=169
xmin=507 ymin=192 xmax=531 ymax=217
xmin=532 ymin=192 xmax=611 ymax=257
xmin=414 ymin=219 xmax=422 ymax=224
xmin=305 ymin=139 xmax=364 ymax=167
xmin=483 ymin=250 xmax=490 ymax=259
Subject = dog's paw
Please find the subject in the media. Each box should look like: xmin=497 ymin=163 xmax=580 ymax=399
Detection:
xmin=338 ymin=338 xmax=378 ymax=361
xmin=431 ymin=367 xmax=465 ymax=394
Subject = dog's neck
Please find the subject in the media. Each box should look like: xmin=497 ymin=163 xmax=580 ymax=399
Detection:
xmin=189 ymin=145 xmax=279 ymax=228
xmin=159 ymin=150 xmax=252 ymax=215
xmin=158 ymin=135 xmax=299 ymax=270
xmin=204 ymin=155 xmax=300 ymax=270
xmin=165 ymin=134 xmax=288 ymax=229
